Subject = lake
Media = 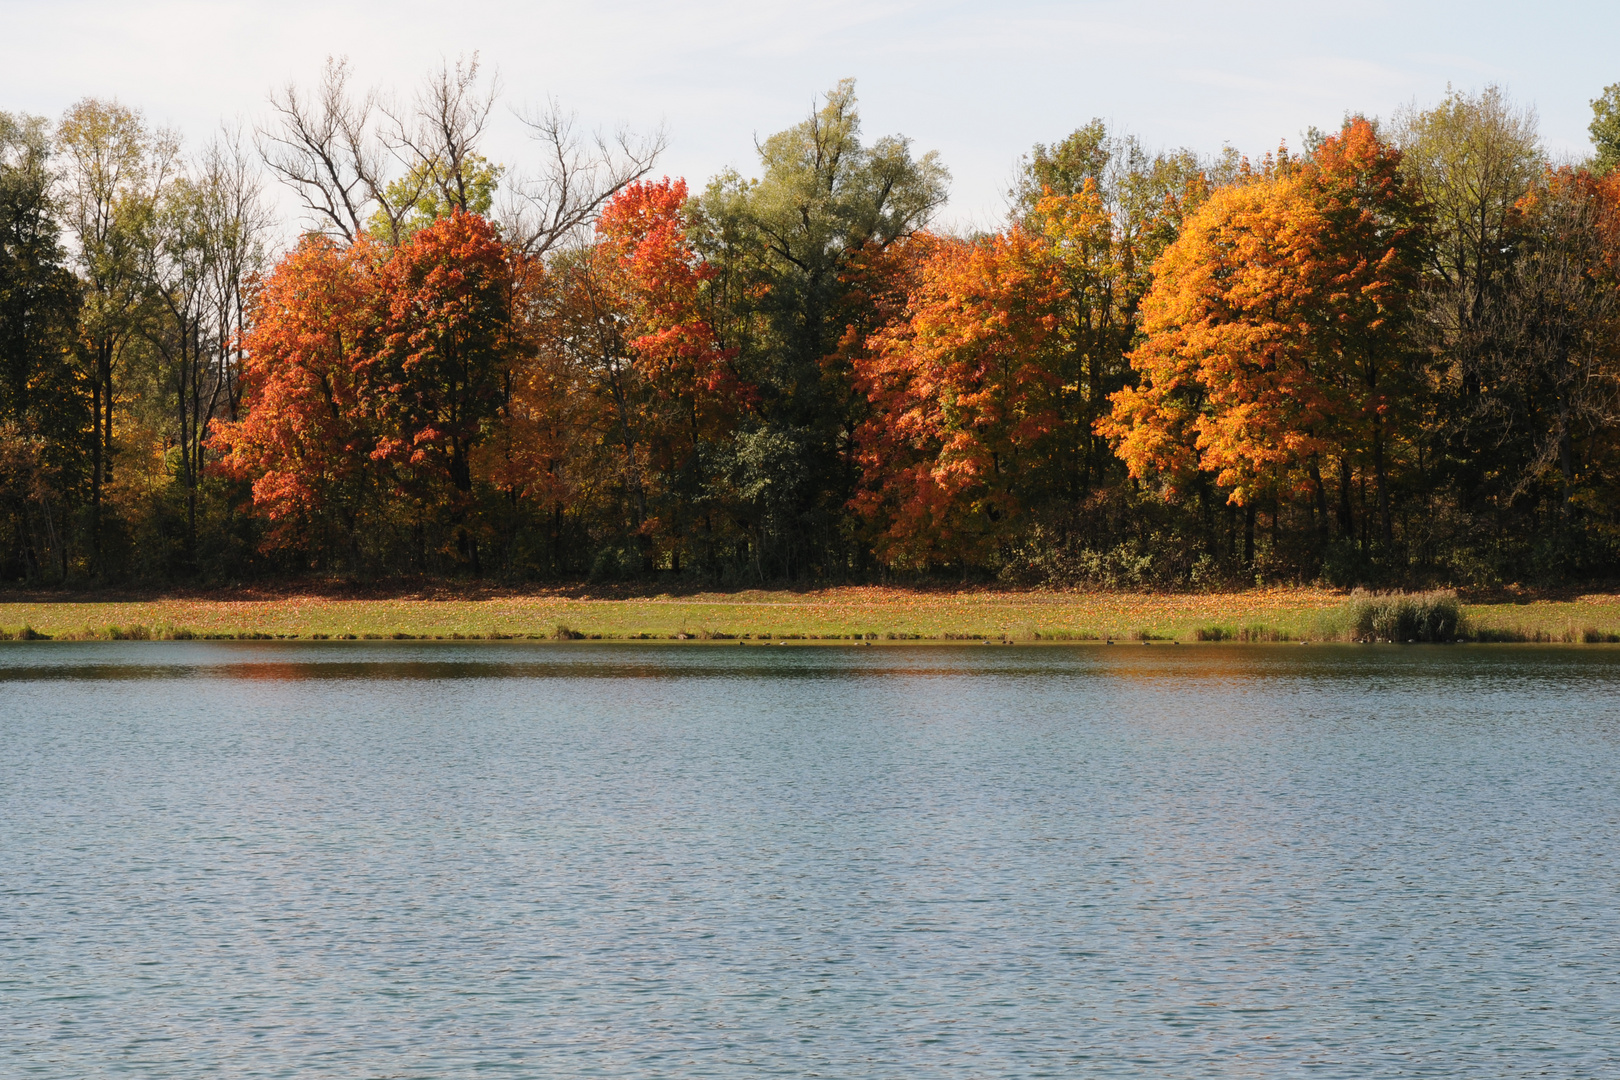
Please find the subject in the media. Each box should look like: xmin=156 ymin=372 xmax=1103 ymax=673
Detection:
xmin=3 ymin=642 xmax=1618 ymax=1077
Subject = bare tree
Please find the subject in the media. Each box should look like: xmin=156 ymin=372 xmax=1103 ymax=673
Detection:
xmin=261 ymin=56 xmax=663 ymax=254
xmin=145 ymin=172 xmax=212 ymax=557
xmin=144 ymin=125 xmax=273 ymax=556
xmin=500 ymin=100 xmax=666 ymax=257
xmin=198 ymin=125 xmax=273 ymax=422
xmin=383 ymin=53 xmax=501 ymax=216
xmin=257 ymin=57 xmax=417 ymax=243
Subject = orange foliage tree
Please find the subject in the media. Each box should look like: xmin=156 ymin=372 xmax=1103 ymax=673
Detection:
xmin=213 ymin=212 xmax=517 ymax=568
xmin=507 ymin=179 xmax=746 ymax=572
xmin=1100 ymin=119 xmax=1424 ymax=543
xmin=851 ymin=229 xmax=1064 ymax=568
xmin=211 ymin=235 xmax=382 ymax=559
xmin=848 ymin=150 xmax=1208 ymax=574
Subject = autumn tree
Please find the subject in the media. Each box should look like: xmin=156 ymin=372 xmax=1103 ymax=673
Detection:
xmin=364 ymin=210 xmax=513 ymax=568
xmin=211 ymin=236 xmax=381 ymax=565
xmin=473 ymin=248 xmax=579 ymax=573
xmin=1023 ymin=141 xmax=1206 ymax=496
xmin=55 ymin=98 xmax=178 ymax=569
xmin=1103 ymin=119 xmax=1424 ymax=557
xmin=850 ymin=123 xmax=1210 ymax=575
xmin=23 ymin=74 xmax=1620 ymax=589
xmin=994 ymin=123 xmax=1216 ymax=579
xmin=852 ymin=229 xmax=1065 ymax=569
xmin=513 ymin=179 xmax=744 ymax=574
xmin=595 ymin=179 xmax=745 ymax=568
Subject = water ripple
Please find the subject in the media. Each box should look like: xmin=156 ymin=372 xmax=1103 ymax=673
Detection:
xmin=2 ymin=643 xmax=1618 ymax=1077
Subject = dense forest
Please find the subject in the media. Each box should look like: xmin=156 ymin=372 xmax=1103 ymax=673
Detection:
xmin=4 ymin=61 xmax=1620 ymax=588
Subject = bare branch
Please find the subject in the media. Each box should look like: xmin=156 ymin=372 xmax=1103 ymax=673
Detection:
xmin=255 ymin=56 xmax=386 ymax=242
xmin=501 ymin=99 xmax=667 ymax=258
xmin=383 ymin=53 xmax=501 ymax=219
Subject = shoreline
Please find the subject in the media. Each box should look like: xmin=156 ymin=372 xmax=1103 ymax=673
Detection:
xmin=5 ymin=586 xmax=1620 ymax=644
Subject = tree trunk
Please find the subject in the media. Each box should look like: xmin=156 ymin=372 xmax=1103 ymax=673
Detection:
xmin=1309 ymin=458 xmax=1329 ymax=543
xmin=1558 ymin=393 xmax=1573 ymax=518
xmin=1373 ymin=424 xmax=1392 ymax=544
xmin=180 ymin=319 xmax=198 ymax=564
xmin=90 ymin=364 xmax=103 ymax=573
xmin=1337 ymin=456 xmax=1355 ymax=538
xmin=90 ymin=337 xmax=115 ymax=574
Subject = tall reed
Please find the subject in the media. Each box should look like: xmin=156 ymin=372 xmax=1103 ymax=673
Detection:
xmin=1327 ymin=589 xmax=1464 ymax=642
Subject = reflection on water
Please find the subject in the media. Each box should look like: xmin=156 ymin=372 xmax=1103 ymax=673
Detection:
xmin=3 ymin=643 xmax=1618 ymax=1078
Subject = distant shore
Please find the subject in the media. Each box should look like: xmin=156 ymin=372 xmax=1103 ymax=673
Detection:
xmin=4 ymin=585 xmax=1620 ymax=644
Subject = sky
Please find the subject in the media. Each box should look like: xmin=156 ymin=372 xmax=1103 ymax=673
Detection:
xmin=3 ymin=0 xmax=1616 ymax=233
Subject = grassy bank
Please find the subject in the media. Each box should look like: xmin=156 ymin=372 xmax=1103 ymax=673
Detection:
xmin=4 ymin=586 xmax=1620 ymax=643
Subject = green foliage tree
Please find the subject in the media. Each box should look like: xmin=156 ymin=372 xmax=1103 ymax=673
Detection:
xmin=367 ymin=153 xmax=502 ymax=242
xmin=1393 ymin=85 xmax=1545 ymax=565
xmin=1591 ymin=82 xmax=1620 ymax=176
xmin=0 ymin=112 xmax=85 ymax=581
xmin=990 ymin=122 xmax=1217 ymax=576
xmin=1014 ymin=122 xmax=1205 ymax=494
xmin=1470 ymin=170 xmax=1620 ymax=572
xmin=1395 ymin=86 xmax=1541 ymax=350
xmin=690 ymin=79 xmax=948 ymax=577
xmin=54 ymin=99 xmax=177 ymax=570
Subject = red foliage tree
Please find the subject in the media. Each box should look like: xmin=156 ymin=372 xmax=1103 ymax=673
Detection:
xmin=498 ymin=179 xmax=746 ymax=571
xmin=851 ymin=228 xmax=1065 ymax=568
xmin=211 ymin=235 xmax=382 ymax=558
xmin=364 ymin=210 xmax=514 ymax=499
xmin=213 ymin=212 xmax=517 ymax=567
xmin=595 ymin=178 xmax=745 ymax=454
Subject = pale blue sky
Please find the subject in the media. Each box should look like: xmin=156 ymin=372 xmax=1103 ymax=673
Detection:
xmin=4 ymin=0 xmax=1615 ymax=231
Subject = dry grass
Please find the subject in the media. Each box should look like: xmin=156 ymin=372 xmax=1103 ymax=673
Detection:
xmin=3 ymin=585 xmax=1620 ymax=643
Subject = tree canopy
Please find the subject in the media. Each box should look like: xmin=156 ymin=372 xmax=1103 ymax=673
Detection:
xmin=6 ymin=70 xmax=1620 ymax=589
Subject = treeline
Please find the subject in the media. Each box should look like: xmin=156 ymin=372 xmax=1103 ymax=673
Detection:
xmin=4 ymin=64 xmax=1620 ymax=587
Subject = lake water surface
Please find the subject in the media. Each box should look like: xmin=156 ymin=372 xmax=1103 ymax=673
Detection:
xmin=3 ymin=642 xmax=1618 ymax=1078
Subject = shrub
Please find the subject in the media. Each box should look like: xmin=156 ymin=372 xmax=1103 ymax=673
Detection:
xmin=1191 ymin=624 xmax=1288 ymax=642
xmin=1337 ymin=589 xmax=1463 ymax=642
